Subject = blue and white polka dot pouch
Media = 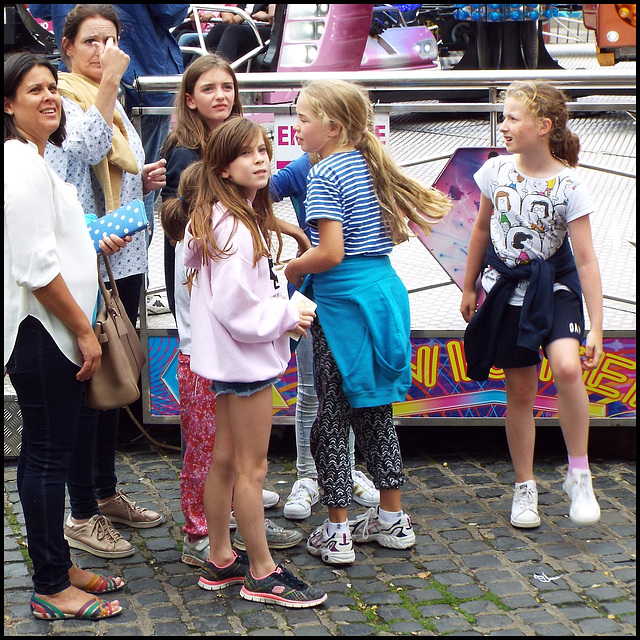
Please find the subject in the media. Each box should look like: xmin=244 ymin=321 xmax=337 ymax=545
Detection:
xmin=86 ymin=199 xmax=148 ymax=254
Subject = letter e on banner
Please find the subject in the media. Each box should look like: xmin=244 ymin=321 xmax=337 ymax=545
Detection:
xmin=273 ymin=112 xmax=390 ymax=171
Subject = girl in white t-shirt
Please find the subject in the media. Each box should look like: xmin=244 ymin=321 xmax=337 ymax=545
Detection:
xmin=461 ymin=80 xmax=603 ymax=530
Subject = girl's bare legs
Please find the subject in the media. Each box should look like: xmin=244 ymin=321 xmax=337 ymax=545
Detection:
xmin=222 ymin=387 xmax=276 ymax=578
xmin=504 ymin=366 xmax=539 ymax=483
xmin=379 ymin=489 xmax=402 ymax=513
xmin=544 ymin=338 xmax=590 ymax=456
xmin=204 ymin=393 xmax=236 ymax=567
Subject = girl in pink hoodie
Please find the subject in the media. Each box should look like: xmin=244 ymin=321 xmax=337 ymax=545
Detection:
xmin=182 ymin=117 xmax=326 ymax=608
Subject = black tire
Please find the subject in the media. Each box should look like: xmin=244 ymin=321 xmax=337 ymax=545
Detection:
xmin=441 ymin=17 xmax=472 ymax=48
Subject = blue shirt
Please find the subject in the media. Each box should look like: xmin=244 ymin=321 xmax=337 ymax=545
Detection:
xmin=270 ymin=153 xmax=311 ymax=235
xmin=305 ymin=150 xmax=393 ymax=256
xmin=28 ymin=4 xmax=188 ymax=107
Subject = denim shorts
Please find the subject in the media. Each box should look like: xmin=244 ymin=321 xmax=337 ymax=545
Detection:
xmin=211 ymin=377 xmax=278 ymax=397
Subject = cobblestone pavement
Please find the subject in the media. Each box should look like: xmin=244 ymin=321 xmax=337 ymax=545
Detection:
xmin=4 ymin=426 xmax=636 ymax=636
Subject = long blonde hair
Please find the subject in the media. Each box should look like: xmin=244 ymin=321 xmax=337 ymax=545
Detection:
xmin=298 ymin=79 xmax=451 ymax=243
xmin=188 ymin=117 xmax=282 ymax=267
xmin=503 ymin=80 xmax=580 ymax=167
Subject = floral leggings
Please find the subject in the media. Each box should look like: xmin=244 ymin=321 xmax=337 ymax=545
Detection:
xmin=310 ymin=321 xmax=405 ymax=508
xmin=177 ymin=352 xmax=216 ymax=540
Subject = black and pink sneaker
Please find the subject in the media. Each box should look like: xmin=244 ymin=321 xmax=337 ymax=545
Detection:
xmin=198 ymin=551 xmax=250 ymax=591
xmin=240 ymin=564 xmax=327 ymax=608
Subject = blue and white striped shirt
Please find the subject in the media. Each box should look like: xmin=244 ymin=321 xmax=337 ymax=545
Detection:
xmin=305 ymin=150 xmax=393 ymax=256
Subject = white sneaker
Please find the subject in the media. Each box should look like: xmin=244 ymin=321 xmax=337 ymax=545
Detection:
xmin=284 ymin=478 xmax=319 ymax=520
xmin=510 ymin=481 xmax=541 ymax=528
xmin=147 ymin=293 xmax=171 ymax=315
xmin=307 ymin=520 xmax=355 ymax=565
xmin=563 ymin=469 xmax=601 ymax=524
xmin=262 ymin=489 xmax=280 ymax=509
xmin=352 ymin=470 xmax=380 ymax=508
xmin=349 ymin=506 xmax=415 ymax=549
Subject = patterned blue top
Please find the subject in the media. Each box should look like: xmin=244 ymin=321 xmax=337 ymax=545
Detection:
xmin=44 ymin=96 xmax=148 ymax=281
xmin=305 ymin=150 xmax=393 ymax=256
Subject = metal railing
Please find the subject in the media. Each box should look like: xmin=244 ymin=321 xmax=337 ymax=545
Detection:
xmin=134 ymin=67 xmax=636 ymax=147
xmin=179 ymin=4 xmax=269 ymax=71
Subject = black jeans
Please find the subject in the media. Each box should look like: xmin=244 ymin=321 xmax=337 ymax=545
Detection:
xmin=67 ymin=273 xmax=144 ymax=516
xmin=6 ymin=316 xmax=81 ymax=595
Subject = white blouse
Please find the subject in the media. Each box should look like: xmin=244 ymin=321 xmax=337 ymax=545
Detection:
xmin=44 ymin=96 xmax=148 ymax=282
xmin=4 ymin=139 xmax=98 ymax=367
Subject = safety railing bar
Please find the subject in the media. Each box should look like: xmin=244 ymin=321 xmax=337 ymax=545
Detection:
xmin=134 ymin=68 xmax=636 ymax=94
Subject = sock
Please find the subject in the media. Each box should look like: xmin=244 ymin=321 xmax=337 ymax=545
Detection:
xmin=568 ymin=454 xmax=589 ymax=474
xmin=378 ymin=507 xmax=403 ymax=524
xmin=515 ymin=480 xmax=536 ymax=488
xmin=325 ymin=520 xmax=349 ymax=537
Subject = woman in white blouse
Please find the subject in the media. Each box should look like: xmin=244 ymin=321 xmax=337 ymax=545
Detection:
xmin=4 ymin=52 xmax=125 ymax=620
xmin=43 ymin=4 xmax=168 ymax=559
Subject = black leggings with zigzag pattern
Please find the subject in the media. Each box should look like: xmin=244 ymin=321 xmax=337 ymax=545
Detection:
xmin=310 ymin=320 xmax=406 ymax=508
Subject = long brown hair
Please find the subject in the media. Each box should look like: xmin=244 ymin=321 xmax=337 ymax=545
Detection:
xmin=188 ymin=117 xmax=282 ymax=268
xmin=298 ymin=79 xmax=451 ymax=244
xmin=161 ymin=54 xmax=243 ymax=156
xmin=160 ymin=161 xmax=203 ymax=243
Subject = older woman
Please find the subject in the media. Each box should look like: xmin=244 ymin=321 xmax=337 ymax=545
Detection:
xmin=4 ymin=52 xmax=123 ymax=620
xmin=44 ymin=4 xmax=166 ymax=560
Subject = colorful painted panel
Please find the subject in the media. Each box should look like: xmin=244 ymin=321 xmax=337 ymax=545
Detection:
xmin=146 ymin=335 xmax=636 ymax=422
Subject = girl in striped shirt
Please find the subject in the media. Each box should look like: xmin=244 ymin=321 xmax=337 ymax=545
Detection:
xmin=284 ymin=79 xmax=451 ymax=565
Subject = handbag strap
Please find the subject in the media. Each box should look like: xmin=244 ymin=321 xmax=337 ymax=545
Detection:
xmin=97 ymin=253 xmax=121 ymax=300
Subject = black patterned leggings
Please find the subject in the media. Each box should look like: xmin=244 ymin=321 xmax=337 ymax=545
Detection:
xmin=310 ymin=320 xmax=406 ymax=508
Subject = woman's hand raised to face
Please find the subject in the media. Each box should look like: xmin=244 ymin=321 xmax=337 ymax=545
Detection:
xmin=98 ymin=37 xmax=130 ymax=83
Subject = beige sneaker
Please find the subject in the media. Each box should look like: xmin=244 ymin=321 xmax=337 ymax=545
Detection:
xmin=98 ymin=490 xmax=165 ymax=529
xmin=64 ymin=514 xmax=134 ymax=558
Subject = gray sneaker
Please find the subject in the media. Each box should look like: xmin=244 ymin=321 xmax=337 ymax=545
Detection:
xmin=233 ymin=518 xmax=303 ymax=550
xmin=181 ymin=535 xmax=210 ymax=567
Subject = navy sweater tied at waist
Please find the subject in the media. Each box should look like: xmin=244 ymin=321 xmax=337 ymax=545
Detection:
xmin=464 ymin=239 xmax=583 ymax=381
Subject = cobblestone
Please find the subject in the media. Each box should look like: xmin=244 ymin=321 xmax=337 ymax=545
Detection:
xmin=4 ymin=427 xmax=635 ymax=636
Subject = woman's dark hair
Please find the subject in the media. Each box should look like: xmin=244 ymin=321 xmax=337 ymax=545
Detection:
xmin=61 ymin=4 xmax=122 ymax=67
xmin=4 ymin=52 xmax=66 ymax=146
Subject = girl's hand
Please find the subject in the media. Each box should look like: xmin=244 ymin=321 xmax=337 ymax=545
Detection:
xmin=284 ymin=258 xmax=305 ymax=289
xmin=460 ymin=290 xmax=478 ymax=323
xmin=290 ymin=308 xmax=315 ymax=339
xmin=295 ymin=233 xmax=312 ymax=256
xmin=142 ymin=158 xmax=167 ymax=194
xmin=582 ymin=329 xmax=603 ymax=370
xmin=142 ymin=158 xmax=167 ymax=196
xmin=98 ymin=233 xmax=132 ymax=256
xmin=142 ymin=159 xmax=167 ymax=194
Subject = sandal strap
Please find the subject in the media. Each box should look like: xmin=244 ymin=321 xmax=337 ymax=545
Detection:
xmin=83 ymin=573 xmax=123 ymax=594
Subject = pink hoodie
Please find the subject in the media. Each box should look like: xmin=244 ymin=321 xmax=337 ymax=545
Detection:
xmin=183 ymin=203 xmax=299 ymax=383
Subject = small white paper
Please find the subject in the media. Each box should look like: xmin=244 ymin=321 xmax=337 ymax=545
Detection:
xmin=286 ymin=290 xmax=317 ymax=339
